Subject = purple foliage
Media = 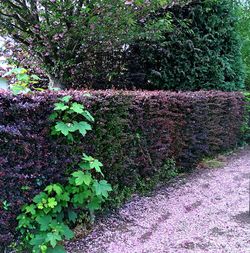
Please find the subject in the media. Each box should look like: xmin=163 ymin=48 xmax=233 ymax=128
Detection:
xmin=0 ymin=90 xmax=245 ymax=247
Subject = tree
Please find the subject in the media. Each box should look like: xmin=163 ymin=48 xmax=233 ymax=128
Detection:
xmin=236 ymin=0 xmax=250 ymax=90
xmin=0 ymin=0 xmax=175 ymax=89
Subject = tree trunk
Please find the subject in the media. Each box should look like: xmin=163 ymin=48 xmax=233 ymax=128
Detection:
xmin=48 ymin=74 xmax=66 ymax=90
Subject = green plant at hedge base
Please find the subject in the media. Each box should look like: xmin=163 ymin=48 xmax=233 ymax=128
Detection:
xmin=17 ymin=96 xmax=112 ymax=253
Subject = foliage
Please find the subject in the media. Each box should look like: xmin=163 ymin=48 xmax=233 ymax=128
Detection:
xmin=0 ymin=1 xmax=243 ymax=90
xmin=236 ymin=0 xmax=250 ymax=90
xmin=16 ymin=96 xmax=112 ymax=252
xmin=0 ymin=39 xmax=49 ymax=88
xmin=4 ymin=67 xmax=42 ymax=95
xmin=0 ymin=90 xmax=245 ymax=248
xmin=0 ymin=0 xmax=177 ymax=88
xmin=124 ymin=0 xmax=244 ymax=91
xmin=241 ymin=92 xmax=250 ymax=142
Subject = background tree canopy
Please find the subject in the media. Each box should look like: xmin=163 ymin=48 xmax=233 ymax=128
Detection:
xmin=236 ymin=0 xmax=250 ymax=90
xmin=0 ymin=0 xmax=177 ymax=88
xmin=126 ymin=0 xmax=245 ymax=91
xmin=0 ymin=0 xmax=245 ymax=91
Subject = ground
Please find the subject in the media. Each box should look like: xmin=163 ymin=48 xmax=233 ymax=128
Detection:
xmin=66 ymin=147 xmax=250 ymax=253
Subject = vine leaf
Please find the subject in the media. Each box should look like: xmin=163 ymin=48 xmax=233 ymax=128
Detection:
xmin=36 ymin=215 xmax=52 ymax=231
xmin=46 ymin=232 xmax=62 ymax=248
xmin=61 ymin=224 xmax=75 ymax=240
xmin=87 ymin=197 xmax=101 ymax=211
xmin=30 ymin=233 xmax=47 ymax=246
xmin=49 ymin=112 xmax=58 ymax=120
xmin=45 ymin=184 xmax=63 ymax=195
xmin=25 ymin=204 xmax=36 ymax=215
xmin=54 ymin=102 xmax=69 ymax=111
xmin=47 ymin=245 xmax=66 ymax=253
xmin=55 ymin=122 xmax=76 ymax=136
xmin=47 ymin=198 xmax=57 ymax=208
xmin=80 ymin=154 xmax=103 ymax=175
xmin=74 ymin=121 xmax=92 ymax=136
xmin=93 ymin=180 xmax=112 ymax=198
xmin=68 ymin=210 xmax=77 ymax=223
xmin=59 ymin=95 xmax=72 ymax=103
xmin=72 ymin=171 xmax=92 ymax=186
xmin=82 ymin=110 xmax=95 ymax=122
xmin=70 ymin=102 xmax=84 ymax=114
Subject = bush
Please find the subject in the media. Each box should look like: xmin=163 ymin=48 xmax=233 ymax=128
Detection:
xmin=0 ymin=90 xmax=245 ymax=247
xmin=236 ymin=0 xmax=250 ymax=90
xmin=124 ymin=0 xmax=244 ymax=91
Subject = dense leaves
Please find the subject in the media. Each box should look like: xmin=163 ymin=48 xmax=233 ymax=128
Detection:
xmin=0 ymin=0 xmax=244 ymax=90
xmin=16 ymin=96 xmax=112 ymax=252
xmin=124 ymin=0 xmax=244 ymax=91
xmin=236 ymin=0 xmax=250 ymax=90
xmin=0 ymin=0 xmax=176 ymax=88
xmin=0 ymin=90 xmax=245 ymax=248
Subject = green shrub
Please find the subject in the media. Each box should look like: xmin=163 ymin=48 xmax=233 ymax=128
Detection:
xmin=16 ymin=96 xmax=112 ymax=253
xmin=126 ymin=0 xmax=245 ymax=91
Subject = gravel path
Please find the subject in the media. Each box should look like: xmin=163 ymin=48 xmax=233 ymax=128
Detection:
xmin=67 ymin=148 xmax=250 ymax=253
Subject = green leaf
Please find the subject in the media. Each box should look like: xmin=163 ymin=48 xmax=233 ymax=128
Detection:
xmin=17 ymin=214 xmax=32 ymax=228
xmin=80 ymin=155 xmax=103 ymax=175
xmin=74 ymin=121 xmax=92 ymax=136
xmin=45 ymin=184 xmax=63 ymax=195
xmin=82 ymin=110 xmax=95 ymax=122
xmin=30 ymin=74 xmax=40 ymax=80
xmin=25 ymin=204 xmax=36 ymax=215
xmin=72 ymin=191 xmax=91 ymax=204
xmin=47 ymin=245 xmax=66 ymax=253
xmin=70 ymin=102 xmax=84 ymax=114
xmin=30 ymin=233 xmax=47 ymax=246
xmin=10 ymin=84 xmax=31 ymax=95
xmin=46 ymin=232 xmax=62 ymax=248
xmin=59 ymin=95 xmax=72 ymax=103
xmin=68 ymin=210 xmax=78 ymax=223
xmin=93 ymin=180 xmax=112 ymax=198
xmin=90 ymin=159 xmax=103 ymax=174
xmin=66 ymin=132 xmax=74 ymax=142
xmin=49 ymin=112 xmax=58 ymax=120
xmin=87 ymin=197 xmax=101 ymax=211
xmin=52 ymin=204 xmax=62 ymax=214
xmin=47 ymin=198 xmax=57 ymax=208
xmin=54 ymin=122 xmax=71 ymax=136
xmin=61 ymin=224 xmax=75 ymax=240
xmin=33 ymin=192 xmax=48 ymax=204
xmin=54 ymin=103 xmax=69 ymax=111
xmin=59 ymin=192 xmax=70 ymax=202
xmin=36 ymin=215 xmax=52 ymax=231
xmin=72 ymin=171 xmax=92 ymax=186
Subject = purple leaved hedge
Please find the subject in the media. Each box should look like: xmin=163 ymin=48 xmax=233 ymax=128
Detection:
xmin=0 ymin=90 xmax=245 ymax=246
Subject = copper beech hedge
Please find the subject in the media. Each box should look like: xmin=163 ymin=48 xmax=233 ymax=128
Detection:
xmin=0 ymin=90 xmax=245 ymax=246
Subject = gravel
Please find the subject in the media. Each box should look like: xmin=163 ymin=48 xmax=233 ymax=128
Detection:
xmin=66 ymin=147 xmax=250 ymax=253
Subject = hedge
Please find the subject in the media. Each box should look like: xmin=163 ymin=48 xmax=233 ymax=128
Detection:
xmin=0 ymin=90 xmax=245 ymax=247
xmin=124 ymin=0 xmax=244 ymax=91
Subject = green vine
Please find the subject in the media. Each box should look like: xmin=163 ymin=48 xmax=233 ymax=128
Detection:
xmin=16 ymin=95 xmax=112 ymax=253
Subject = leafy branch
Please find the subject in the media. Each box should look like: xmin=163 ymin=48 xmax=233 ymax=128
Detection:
xmin=17 ymin=95 xmax=112 ymax=253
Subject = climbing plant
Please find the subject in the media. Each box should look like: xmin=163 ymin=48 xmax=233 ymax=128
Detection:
xmin=16 ymin=95 xmax=112 ymax=253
